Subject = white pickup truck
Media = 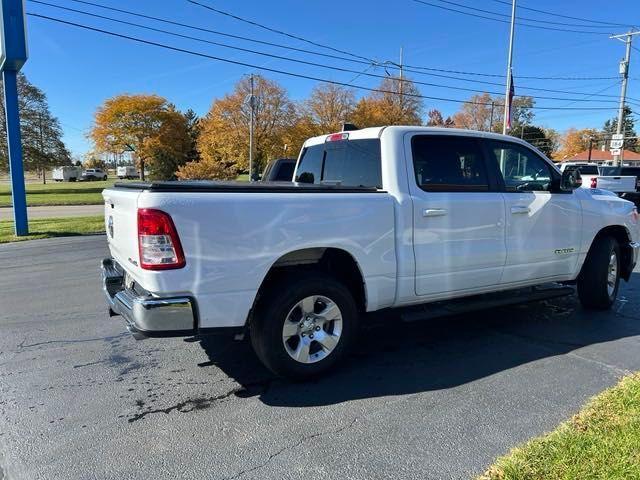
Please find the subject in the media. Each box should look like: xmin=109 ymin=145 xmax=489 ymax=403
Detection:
xmin=102 ymin=127 xmax=639 ymax=379
xmin=559 ymin=162 xmax=637 ymax=194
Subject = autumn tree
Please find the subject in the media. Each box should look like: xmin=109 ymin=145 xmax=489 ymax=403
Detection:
xmin=178 ymin=76 xmax=296 ymax=180
xmin=554 ymin=128 xmax=601 ymax=160
xmin=90 ymin=94 xmax=190 ymax=180
xmin=286 ymin=83 xmax=356 ymax=157
xmin=0 ymin=73 xmax=70 ymax=182
xmin=426 ymin=109 xmax=454 ymax=127
xmin=84 ymin=155 xmax=107 ymax=170
xmin=352 ymin=76 xmax=423 ymax=127
xmin=452 ymin=93 xmax=497 ymax=131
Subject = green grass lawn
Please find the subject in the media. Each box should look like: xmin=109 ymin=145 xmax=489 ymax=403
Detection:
xmin=479 ymin=373 xmax=640 ymax=480
xmin=0 ymin=215 xmax=105 ymax=243
xmin=0 ymin=175 xmax=251 ymax=207
xmin=0 ymin=180 xmax=118 ymax=207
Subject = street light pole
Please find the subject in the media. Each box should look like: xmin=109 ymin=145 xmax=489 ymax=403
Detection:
xmin=502 ymin=0 xmax=517 ymax=136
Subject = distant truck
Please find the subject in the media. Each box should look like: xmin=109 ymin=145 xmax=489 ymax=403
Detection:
xmin=117 ymin=166 xmax=138 ymax=180
xmin=559 ymin=162 xmax=637 ymax=196
xmin=81 ymin=168 xmax=108 ymax=181
xmin=52 ymin=166 xmax=82 ymax=182
xmin=260 ymin=158 xmax=296 ymax=182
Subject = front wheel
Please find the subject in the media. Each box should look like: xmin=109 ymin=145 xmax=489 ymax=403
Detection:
xmin=577 ymin=235 xmax=621 ymax=310
xmin=250 ymin=272 xmax=358 ymax=380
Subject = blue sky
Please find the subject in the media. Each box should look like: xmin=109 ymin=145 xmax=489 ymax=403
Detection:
xmin=22 ymin=0 xmax=640 ymax=156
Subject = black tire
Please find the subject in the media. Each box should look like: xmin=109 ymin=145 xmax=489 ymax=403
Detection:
xmin=103 ymin=176 xmax=108 ymax=181
xmin=577 ymin=235 xmax=621 ymax=310
xmin=250 ymin=272 xmax=358 ymax=380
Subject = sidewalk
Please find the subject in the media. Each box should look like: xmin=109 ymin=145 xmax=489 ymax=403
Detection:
xmin=0 ymin=204 xmax=103 ymax=220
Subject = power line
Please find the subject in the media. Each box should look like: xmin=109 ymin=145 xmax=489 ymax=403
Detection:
xmin=50 ymin=0 xmax=624 ymax=82
xmin=186 ymin=0 xmax=375 ymax=63
xmin=28 ymin=1 xmax=630 ymax=104
xmin=487 ymin=0 xmax=635 ymax=29
xmin=412 ymin=0 xmax=614 ymax=35
xmin=26 ymin=12 xmax=621 ymax=112
xmin=424 ymin=0 xmax=621 ymax=29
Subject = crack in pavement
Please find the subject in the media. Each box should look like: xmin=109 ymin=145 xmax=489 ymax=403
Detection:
xmin=127 ymin=381 xmax=271 ymax=423
xmin=566 ymin=351 xmax=632 ymax=376
xmin=18 ymin=333 xmax=127 ymax=350
xmin=223 ymin=417 xmax=359 ymax=480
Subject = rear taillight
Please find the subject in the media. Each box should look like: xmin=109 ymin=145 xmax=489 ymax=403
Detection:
xmin=590 ymin=177 xmax=598 ymax=189
xmin=137 ymin=209 xmax=185 ymax=270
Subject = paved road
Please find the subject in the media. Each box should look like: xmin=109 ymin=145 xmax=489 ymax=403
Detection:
xmin=0 ymin=204 xmax=103 ymax=220
xmin=1 ymin=236 xmax=639 ymax=480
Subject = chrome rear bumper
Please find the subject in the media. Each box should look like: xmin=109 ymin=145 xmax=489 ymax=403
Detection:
xmin=101 ymin=258 xmax=196 ymax=339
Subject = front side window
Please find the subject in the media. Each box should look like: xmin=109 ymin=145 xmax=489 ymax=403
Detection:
xmin=486 ymin=141 xmax=553 ymax=192
xmin=295 ymin=139 xmax=382 ymax=188
xmin=411 ymin=135 xmax=489 ymax=192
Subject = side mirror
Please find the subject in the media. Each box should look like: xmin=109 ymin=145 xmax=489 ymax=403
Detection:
xmin=560 ymin=169 xmax=582 ymax=191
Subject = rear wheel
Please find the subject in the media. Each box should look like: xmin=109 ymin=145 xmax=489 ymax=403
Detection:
xmin=250 ymin=272 xmax=358 ymax=380
xmin=577 ymin=235 xmax=620 ymax=310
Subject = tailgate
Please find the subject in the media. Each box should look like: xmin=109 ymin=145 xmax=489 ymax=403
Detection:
xmin=594 ymin=176 xmax=636 ymax=192
xmin=102 ymin=187 xmax=141 ymax=271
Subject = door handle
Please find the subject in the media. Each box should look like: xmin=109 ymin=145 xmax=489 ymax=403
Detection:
xmin=510 ymin=205 xmax=530 ymax=215
xmin=423 ymin=208 xmax=447 ymax=217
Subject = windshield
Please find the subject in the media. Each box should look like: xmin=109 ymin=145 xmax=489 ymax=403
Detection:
xmin=295 ymin=138 xmax=382 ymax=188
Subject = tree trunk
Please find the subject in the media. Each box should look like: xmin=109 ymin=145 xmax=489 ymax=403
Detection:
xmin=42 ymin=167 xmax=46 ymax=184
xmin=140 ymin=159 xmax=145 ymax=181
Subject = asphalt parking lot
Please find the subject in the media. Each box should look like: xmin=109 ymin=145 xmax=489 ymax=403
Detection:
xmin=1 ymin=236 xmax=639 ymax=480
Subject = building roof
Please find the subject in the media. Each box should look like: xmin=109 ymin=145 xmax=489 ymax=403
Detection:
xmin=565 ymin=149 xmax=640 ymax=161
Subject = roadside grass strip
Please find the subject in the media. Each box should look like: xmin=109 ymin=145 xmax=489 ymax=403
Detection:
xmin=479 ymin=373 xmax=640 ymax=480
xmin=0 ymin=180 xmax=116 ymax=207
xmin=0 ymin=216 xmax=104 ymax=243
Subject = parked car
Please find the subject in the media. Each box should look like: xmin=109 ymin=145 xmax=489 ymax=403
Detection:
xmin=260 ymin=158 xmax=296 ymax=182
xmin=559 ymin=162 xmax=636 ymax=195
xmin=101 ymin=127 xmax=639 ymax=379
xmin=81 ymin=168 xmax=108 ymax=181
xmin=52 ymin=166 xmax=82 ymax=182
xmin=117 ymin=166 xmax=138 ymax=180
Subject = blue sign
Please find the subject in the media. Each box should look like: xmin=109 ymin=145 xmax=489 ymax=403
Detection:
xmin=1 ymin=0 xmax=28 ymax=235
xmin=0 ymin=0 xmax=27 ymax=71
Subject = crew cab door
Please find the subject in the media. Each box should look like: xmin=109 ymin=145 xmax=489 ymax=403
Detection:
xmin=483 ymin=139 xmax=581 ymax=283
xmin=407 ymin=134 xmax=506 ymax=296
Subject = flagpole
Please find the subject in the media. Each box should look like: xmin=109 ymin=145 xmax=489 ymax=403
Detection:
xmin=502 ymin=0 xmax=517 ymax=135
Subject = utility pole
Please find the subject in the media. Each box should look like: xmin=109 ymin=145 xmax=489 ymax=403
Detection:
xmin=587 ymin=137 xmax=593 ymax=163
xmin=611 ymin=30 xmax=639 ymax=166
xmin=489 ymin=101 xmax=495 ymax=132
xmin=502 ymin=0 xmax=517 ymax=136
xmin=398 ymin=47 xmax=404 ymax=115
xmin=248 ymin=74 xmax=255 ymax=181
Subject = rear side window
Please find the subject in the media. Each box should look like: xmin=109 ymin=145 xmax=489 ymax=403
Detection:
xmin=411 ymin=135 xmax=489 ymax=192
xmin=273 ymin=161 xmax=295 ymax=181
xmin=295 ymin=139 xmax=382 ymax=188
xmin=567 ymin=165 xmax=598 ymax=175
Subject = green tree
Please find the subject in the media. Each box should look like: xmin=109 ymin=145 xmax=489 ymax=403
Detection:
xmin=0 ymin=73 xmax=71 ymax=183
xmin=602 ymin=106 xmax=637 ymax=152
xmin=184 ymin=108 xmax=201 ymax=164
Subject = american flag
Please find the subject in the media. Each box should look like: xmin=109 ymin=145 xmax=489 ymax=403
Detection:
xmin=506 ymin=69 xmax=515 ymax=129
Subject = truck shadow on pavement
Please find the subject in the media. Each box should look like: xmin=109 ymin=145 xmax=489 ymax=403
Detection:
xmin=197 ymin=278 xmax=640 ymax=407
